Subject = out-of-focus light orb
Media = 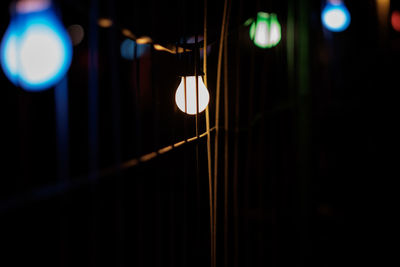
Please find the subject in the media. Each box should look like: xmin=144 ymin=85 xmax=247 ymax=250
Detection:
xmin=321 ymin=1 xmax=351 ymax=32
xmin=1 ymin=21 xmax=19 ymax=84
xmin=153 ymin=43 xmax=186 ymax=54
xmin=67 ymin=24 xmax=84 ymax=46
xmin=98 ymin=18 xmax=113 ymax=28
xmin=122 ymin=28 xmax=135 ymax=39
xmin=16 ymin=0 xmax=50 ymax=13
xmin=391 ymin=11 xmax=400 ymax=32
xmin=20 ymin=26 xmax=64 ymax=84
xmin=136 ymin=36 xmax=153 ymax=44
xmin=175 ymin=76 xmax=210 ymax=115
xmin=0 ymin=0 xmax=73 ymax=91
xmin=121 ymin=39 xmax=135 ymax=59
xmin=249 ymin=12 xmax=281 ymax=49
xmin=153 ymin=44 xmax=173 ymax=53
xmin=120 ymin=38 xmax=150 ymax=60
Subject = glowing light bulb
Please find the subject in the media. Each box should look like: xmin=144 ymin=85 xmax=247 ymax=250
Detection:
xmin=120 ymin=39 xmax=149 ymax=60
xmin=67 ymin=24 xmax=84 ymax=46
xmin=175 ymin=76 xmax=210 ymax=115
xmin=249 ymin=12 xmax=281 ymax=49
xmin=0 ymin=0 xmax=73 ymax=91
xmin=391 ymin=11 xmax=400 ymax=32
xmin=98 ymin=18 xmax=113 ymax=28
xmin=321 ymin=1 xmax=351 ymax=32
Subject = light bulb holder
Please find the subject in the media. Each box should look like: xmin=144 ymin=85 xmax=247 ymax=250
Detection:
xmin=174 ymin=40 xmax=210 ymax=115
xmin=176 ymin=43 xmax=203 ymax=77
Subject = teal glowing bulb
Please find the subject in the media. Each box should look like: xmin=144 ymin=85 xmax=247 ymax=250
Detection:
xmin=321 ymin=0 xmax=351 ymax=32
xmin=1 ymin=0 xmax=73 ymax=91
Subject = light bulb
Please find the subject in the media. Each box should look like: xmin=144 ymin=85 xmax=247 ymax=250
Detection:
xmin=0 ymin=0 xmax=73 ymax=91
xmin=391 ymin=11 xmax=400 ymax=32
xmin=120 ymin=39 xmax=149 ymax=60
xmin=249 ymin=12 xmax=281 ymax=49
xmin=175 ymin=76 xmax=210 ymax=115
xmin=321 ymin=1 xmax=351 ymax=32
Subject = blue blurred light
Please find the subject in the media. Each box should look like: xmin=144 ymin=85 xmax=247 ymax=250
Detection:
xmin=321 ymin=2 xmax=351 ymax=32
xmin=120 ymin=38 xmax=149 ymax=60
xmin=120 ymin=39 xmax=135 ymax=60
xmin=0 ymin=4 xmax=72 ymax=91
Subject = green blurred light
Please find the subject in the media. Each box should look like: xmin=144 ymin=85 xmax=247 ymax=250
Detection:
xmin=249 ymin=12 xmax=281 ymax=49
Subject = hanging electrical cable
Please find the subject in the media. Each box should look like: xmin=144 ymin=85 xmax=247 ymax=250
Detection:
xmin=213 ymin=1 xmax=231 ymax=267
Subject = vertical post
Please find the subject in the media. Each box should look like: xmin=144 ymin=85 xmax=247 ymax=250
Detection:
xmin=287 ymin=0 xmax=295 ymax=99
xmin=245 ymin=16 xmax=256 ymax=267
xmin=287 ymin=1 xmax=296 ymax=264
xmin=106 ymin=1 xmax=123 ymax=265
xmin=194 ymin=31 xmax=201 ymax=262
xmin=223 ymin=9 xmax=230 ymax=267
xmin=232 ymin=1 xmax=241 ymax=266
xmin=297 ymin=0 xmax=311 ymax=265
xmin=55 ymin=77 xmax=69 ymax=267
xmin=179 ymin=1 xmax=187 ymax=267
xmin=134 ymin=43 xmax=142 ymax=155
xmin=88 ymin=0 xmax=99 ymax=181
xmin=55 ymin=77 xmax=70 ymax=183
xmin=203 ymin=0 xmax=214 ymax=266
xmin=133 ymin=38 xmax=144 ymax=267
xmin=214 ymin=2 xmax=230 ymax=267
xmin=88 ymin=0 xmax=99 ymax=266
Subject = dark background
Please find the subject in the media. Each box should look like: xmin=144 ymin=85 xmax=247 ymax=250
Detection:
xmin=0 ymin=0 xmax=398 ymax=266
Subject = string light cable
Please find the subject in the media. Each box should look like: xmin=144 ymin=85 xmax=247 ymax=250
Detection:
xmin=0 ymin=126 xmax=216 ymax=212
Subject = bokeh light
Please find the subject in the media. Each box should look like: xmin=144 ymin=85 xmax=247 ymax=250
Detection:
xmin=0 ymin=2 xmax=73 ymax=91
xmin=321 ymin=2 xmax=351 ymax=32
xmin=120 ymin=38 xmax=150 ymax=60
xmin=249 ymin=12 xmax=281 ymax=49
xmin=98 ymin=18 xmax=113 ymax=28
xmin=67 ymin=24 xmax=84 ymax=46
xmin=391 ymin=11 xmax=400 ymax=32
xmin=136 ymin=36 xmax=153 ymax=44
xmin=122 ymin=28 xmax=136 ymax=39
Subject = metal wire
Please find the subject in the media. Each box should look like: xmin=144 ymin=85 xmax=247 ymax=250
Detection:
xmin=0 ymin=127 xmax=215 ymax=213
xmin=214 ymin=1 xmax=231 ymax=267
